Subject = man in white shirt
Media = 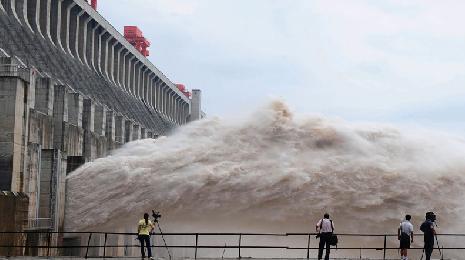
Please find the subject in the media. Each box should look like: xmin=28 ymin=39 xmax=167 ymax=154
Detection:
xmin=315 ymin=213 xmax=334 ymax=260
xmin=398 ymin=214 xmax=414 ymax=260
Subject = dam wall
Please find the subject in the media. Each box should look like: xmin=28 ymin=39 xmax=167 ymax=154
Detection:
xmin=0 ymin=0 xmax=203 ymax=247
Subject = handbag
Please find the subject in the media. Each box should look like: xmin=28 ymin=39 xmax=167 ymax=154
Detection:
xmin=329 ymin=220 xmax=338 ymax=246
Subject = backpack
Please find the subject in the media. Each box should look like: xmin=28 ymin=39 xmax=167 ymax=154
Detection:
xmin=420 ymin=221 xmax=429 ymax=233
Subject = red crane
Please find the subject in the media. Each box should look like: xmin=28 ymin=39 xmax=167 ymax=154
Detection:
xmin=89 ymin=0 xmax=97 ymax=10
xmin=124 ymin=26 xmax=151 ymax=57
xmin=176 ymin=84 xmax=192 ymax=98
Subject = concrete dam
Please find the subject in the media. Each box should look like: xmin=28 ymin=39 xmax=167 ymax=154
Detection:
xmin=0 ymin=0 xmax=203 ymax=247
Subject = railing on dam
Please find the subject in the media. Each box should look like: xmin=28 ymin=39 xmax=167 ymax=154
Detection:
xmin=0 ymin=231 xmax=463 ymax=259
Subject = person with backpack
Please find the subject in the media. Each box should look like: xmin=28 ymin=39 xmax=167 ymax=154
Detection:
xmin=420 ymin=212 xmax=437 ymax=260
xmin=398 ymin=214 xmax=414 ymax=260
xmin=315 ymin=213 xmax=335 ymax=260
xmin=138 ymin=213 xmax=155 ymax=259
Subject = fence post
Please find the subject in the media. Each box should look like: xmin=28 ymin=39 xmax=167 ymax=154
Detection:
xmin=85 ymin=233 xmax=93 ymax=259
xmin=383 ymin=235 xmax=387 ymax=260
xmin=306 ymin=234 xmax=311 ymax=259
xmin=194 ymin=233 xmax=199 ymax=260
xmin=47 ymin=231 xmax=52 ymax=256
xmin=103 ymin=233 xmax=108 ymax=258
xmin=6 ymin=232 xmax=11 ymax=257
xmin=238 ymin=234 xmax=242 ymax=259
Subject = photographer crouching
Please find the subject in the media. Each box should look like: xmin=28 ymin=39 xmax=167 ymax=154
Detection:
xmin=137 ymin=213 xmax=156 ymax=259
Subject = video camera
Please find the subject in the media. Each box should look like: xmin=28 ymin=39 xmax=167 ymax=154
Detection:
xmin=426 ymin=211 xmax=436 ymax=222
xmin=152 ymin=210 xmax=162 ymax=222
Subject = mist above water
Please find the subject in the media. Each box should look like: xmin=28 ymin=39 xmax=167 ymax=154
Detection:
xmin=66 ymin=100 xmax=465 ymax=237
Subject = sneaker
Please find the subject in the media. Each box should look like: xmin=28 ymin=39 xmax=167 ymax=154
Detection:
xmin=150 ymin=257 xmax=154 ymax=260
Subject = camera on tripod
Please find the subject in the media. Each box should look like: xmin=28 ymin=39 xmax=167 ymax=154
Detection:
xmin=152 ymin=210 xmax=162 ymax=222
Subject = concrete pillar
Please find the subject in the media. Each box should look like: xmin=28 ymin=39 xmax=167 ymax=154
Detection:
xmin=126 ymin=56 xmax=135 ymax=94
xmin=132 ymin=124 xmax=141 ymax=141
xmin=82 ymin=99 xmax=94 ymax=132
xmin=73 ymin=9 xmax=85 ymax=63
xmin=97 ymin=30 xmax=107 ymax=75
xmin=114 ymin=115 xmax=125 ymax=145
xmin=175 ymin=97 xmax=181 ymax=124
xmin=173 ymin=96 xmax=178 ymax=124
xmin=35 ymin=76 xmax=54 ymax=116
xmin=60 ymin=1 xmax=76 ymax=54
xmin=55 ymin=0 xmax=66 ymax=51
xmin=168 ymin=91 xmax=174 ymax=121
xmin=39 ymin=0 xmax=53 ymax=42
xmin=67 ymin=92 xmax=83 ymax=127
xmin=50 ymin=0 xmax=60 ymax=47
xmin=140 ymin=127 xmax=146 ymax=139
xmin=52 ymin=84 xmax=68 ymax=152
xmin=155 ymin=79 xmax=162 ymax=111
xmin=140 ymin=67 xmax=147 ymax=100
xmin=102 ymin=35 xmax=113 ymax=80
xmin=180 ymin=102 xmax=185 ymax=124
xmin=84 ymin=18 xmax=94 ymax=68
xmin=38 ymin=149 xmax=66 ymax=231
xmin=184 ymin=101 xmax=189 ymax=124
xmin=133 ymin=61 xmax=141 ymax=97
xmin=13 ymin=0 xmax=33 ymax=33
xmin=124 ymin=119 xmax=133 ymax=143
xmin=105 ymin=110 xmax=116 ymax=152
xmin=105 ymin=110 xmax=115 ymax=141
xmin=9 ymin=0 xmax=22 ymax=25
xmin=90 ymin=25 xmax=99 ymax=71
xmin=0 ymin=60 xmax=30 ymax=191
xmin=24 ymin=0 xmax=35 ymax=32
xmin=80 ymin=15 xmax=93 ymax=66
xmin=160 ymin=84 xmax=167 ymax=115
xmin=66 ymin=3 xmax=78 ymax=57
xmin=120 ymin=51 xmax=129 ymax=90
xmin=191 ymin=89 xmax=202 ymax=121
xmin=82 ymin=98 xmax=95 ymax=160
xmin=147 ymin=75 xmax=154 ymax=107
xmin=114 ymin=45 xmax=123 ymax=88
xmin=26 ymin=0 xmax=44 ymax=38
xmin=93 ymin=103 xmax=106 ymax=136
xmin=108 ymin=40 xmax=118 ymax=84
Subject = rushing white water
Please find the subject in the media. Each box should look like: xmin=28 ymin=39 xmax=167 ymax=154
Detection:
xmin=66 ymin=100 xmax=465 ymax=254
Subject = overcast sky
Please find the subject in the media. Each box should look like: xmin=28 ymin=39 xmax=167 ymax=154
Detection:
xmin=99 ymin=0 xmax=465 ymax=134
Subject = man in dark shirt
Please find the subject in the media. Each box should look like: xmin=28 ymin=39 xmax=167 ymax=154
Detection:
xmin=420 ymin=212 xmax=436 ymax=260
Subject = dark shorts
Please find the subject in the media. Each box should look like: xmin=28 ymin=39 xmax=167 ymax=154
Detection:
xmin=399 ymin=233 xmax=411 ymax=249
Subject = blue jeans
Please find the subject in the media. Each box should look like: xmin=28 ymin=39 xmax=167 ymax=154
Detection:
xmin=139 ymin=235 xmax=152 ymax=257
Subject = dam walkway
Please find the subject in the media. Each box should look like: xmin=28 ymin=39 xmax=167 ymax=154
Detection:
xmin=0 ymin=231 xmax=459 ymax=260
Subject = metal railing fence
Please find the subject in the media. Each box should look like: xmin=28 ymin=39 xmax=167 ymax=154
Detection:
xmin=0 ymin=231 xmax=462 ymax=259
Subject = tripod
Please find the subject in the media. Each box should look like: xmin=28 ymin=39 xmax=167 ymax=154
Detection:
xmin=154 ymin=220 xmax=172 ymax=260
xmin=434 ymin=233 xmax=444 ymax=260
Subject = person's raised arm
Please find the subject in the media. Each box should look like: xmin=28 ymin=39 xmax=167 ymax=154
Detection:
xmin=316 ymin=220 xmax=321 ymax=233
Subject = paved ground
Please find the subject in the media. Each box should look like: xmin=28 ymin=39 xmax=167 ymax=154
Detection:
xmin=0 ymin=256 xmax=452 ymax=260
